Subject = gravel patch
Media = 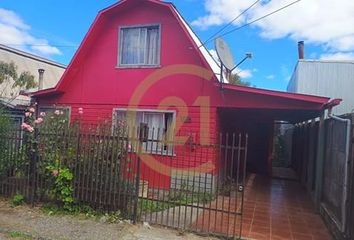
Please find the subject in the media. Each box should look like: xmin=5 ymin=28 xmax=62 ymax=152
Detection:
xmin=0 ymin=199 xmax=217 ymax=240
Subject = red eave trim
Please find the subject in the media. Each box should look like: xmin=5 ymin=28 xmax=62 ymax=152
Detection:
xmin=222 ymin=83 xmax=330 ymax=104
xmin=32 ymin=88 xmax=63 ymax=97
xmin=324 ymin=98 xmax=342 ymax=109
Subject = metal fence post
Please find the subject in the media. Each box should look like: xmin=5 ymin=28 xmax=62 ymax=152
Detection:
xmin=315 ymin=111 xmax=325 ymax=209
xmin=30 ymin=128 xmax=39 ymax=207
xmin=132 ymin=125 xmax=146 ymax=223
xmin=133 ymin=152 xmax=141 ymax=223
xmin=349 ymin=115 xmax=354 ymax=239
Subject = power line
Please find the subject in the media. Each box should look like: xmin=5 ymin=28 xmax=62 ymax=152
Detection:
xmin=218 ymin=0 xmax=302 ymax=38
xmin=1 ymin=0 xmax=302 ymax=52
xmin=200 ymin=0 xmax=262 ymax=48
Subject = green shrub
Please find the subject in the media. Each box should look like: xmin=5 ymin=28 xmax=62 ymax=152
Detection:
xmin=0 ymin=108 xmax=11 ymax=169
xmin=46 ymin=164 xmax=74 ymax=211
xmin=10 ymin=192 xmax=25 ymax=207
xmin=0 ymin=108 xmax=11 ymax=130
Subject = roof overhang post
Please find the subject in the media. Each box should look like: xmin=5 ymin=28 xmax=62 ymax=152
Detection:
xmin=314 ymin=110 xmax=325 ymax=209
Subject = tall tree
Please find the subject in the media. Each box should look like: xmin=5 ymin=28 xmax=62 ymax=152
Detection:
xmin=228 ymin=73 xmax=251 ymax=87
xmin=0 ymin=61 xmax=37 ymax=97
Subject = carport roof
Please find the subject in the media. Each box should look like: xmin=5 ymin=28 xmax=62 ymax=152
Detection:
xmin=219 ymin=83 xmax=340 ymax=123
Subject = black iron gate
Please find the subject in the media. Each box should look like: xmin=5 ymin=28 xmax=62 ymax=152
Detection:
xmin=132 ymin=132 xmax=249 ymax=239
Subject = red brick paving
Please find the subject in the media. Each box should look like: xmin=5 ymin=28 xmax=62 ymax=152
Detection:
xmin=193 ymin=174 xmax=333 ymax=240
xmin=240 ymin=174 xmax=333 ymax=240
xmin=192 ymin=195 xmax=242 ymax=236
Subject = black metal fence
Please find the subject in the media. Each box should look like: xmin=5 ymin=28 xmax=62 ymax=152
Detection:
xmin=0 ymin=124 xmax=248 ymax=239
xmin=0 ymin=125 xmax=134 ymax=215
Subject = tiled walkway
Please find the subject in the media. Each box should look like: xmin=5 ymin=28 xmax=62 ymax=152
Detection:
xmin=242 ymin=174 xmax=333 ymax=240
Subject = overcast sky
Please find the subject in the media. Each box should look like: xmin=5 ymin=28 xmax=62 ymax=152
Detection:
xmin=1 ymin=0 xmax=353 ymax=90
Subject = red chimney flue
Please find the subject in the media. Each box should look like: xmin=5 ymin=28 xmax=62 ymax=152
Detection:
xmin=298 ymin=41 xmax=304 ymax=59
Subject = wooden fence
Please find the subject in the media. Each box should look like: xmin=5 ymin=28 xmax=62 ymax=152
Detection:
xmin=291 ymin=113 xmax=354 ymax=240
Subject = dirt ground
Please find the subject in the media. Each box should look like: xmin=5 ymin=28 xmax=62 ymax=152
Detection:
xmin=0 ymin=199 xmax=218 ymax=240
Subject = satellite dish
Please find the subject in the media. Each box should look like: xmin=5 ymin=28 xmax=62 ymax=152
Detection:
xmin=215 ymin=37 xmax=235 ymax=71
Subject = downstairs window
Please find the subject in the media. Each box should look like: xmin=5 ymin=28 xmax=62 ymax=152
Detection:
xmin=113 ymin=109 xmax=174 ymax=154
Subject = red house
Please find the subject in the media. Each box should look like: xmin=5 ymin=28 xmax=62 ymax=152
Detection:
xmin=33 ymin=0 xmax=335 ymax=189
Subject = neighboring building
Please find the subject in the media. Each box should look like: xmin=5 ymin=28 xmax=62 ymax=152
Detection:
xmin=0 ymin=44 xmax=66 ymax=126
xmin=0 ymin=98 xmax=26 ymax=128
xmin=288 ymin=42 xmax=354 ymax=116
xmin=33 ymin=0 xmax=336 ymax=189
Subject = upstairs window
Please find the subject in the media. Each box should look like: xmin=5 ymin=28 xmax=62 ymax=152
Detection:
xmin=119 ymin=25 xmax=160 ymax=67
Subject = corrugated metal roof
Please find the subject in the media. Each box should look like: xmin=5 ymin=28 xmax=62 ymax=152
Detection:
xmin=288 ymin=60 xmax=354 ymax=115
xmin=0 ymin=96 xmax=29 ymax=109
xmin=297 ymin=59 xmax=354 ymax=64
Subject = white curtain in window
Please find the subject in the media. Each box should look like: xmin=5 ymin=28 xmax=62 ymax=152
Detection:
xmin=120 ymin=26 xmax=158 ymax=65
xmin=165 ymin=113 xmax=174 ymax=140
xmin=144 ymin=112 xmax=164 ymax=151
xmin=139 ymin=28 xmax=147 ymax=64
xmin=121 ymin=28 xmax=142 ymax=64
xmin=146 ymin=28 xmax=159 ymax=65
xmin=115 ymin=110 xmax=144 ymax=135
xmin=116 ymin=111 xmax=126 ymax=121
xmin=114 ymin=110 xmax=172 ymax=152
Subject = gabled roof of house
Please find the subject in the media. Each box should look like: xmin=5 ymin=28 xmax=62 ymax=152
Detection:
xmin=31 ymin=0 xmax=339 ymax=116
xmin=32 ymin=0 xmax=221 ymax=97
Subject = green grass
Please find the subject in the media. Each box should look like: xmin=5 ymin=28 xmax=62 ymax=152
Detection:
xmin=167 ymin=189 xmax=215 ymax=205
xmin=40 ymin=203 xmax=122 ymax=223
xmin=41 ymin=203 xmax=91 ymax=216
xmin=138 ymin=199 xmax=172 ymax=213
xmin=6 ymin=231 xmax=33 ymax=240
xmin=138 ymin=189 xmax=215 ymax=214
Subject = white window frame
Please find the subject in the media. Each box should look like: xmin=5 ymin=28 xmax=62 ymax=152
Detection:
xmin=117 ymin=24 xmax=161 ymax=68
xmin=112 ymin=108 xmax=175 ymax=155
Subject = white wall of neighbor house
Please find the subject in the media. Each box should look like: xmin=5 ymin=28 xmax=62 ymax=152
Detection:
xmin=0 ymin=45 xmax=65 ymax=99
xmin=288 ymin=60 xmax=354 ymax=116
